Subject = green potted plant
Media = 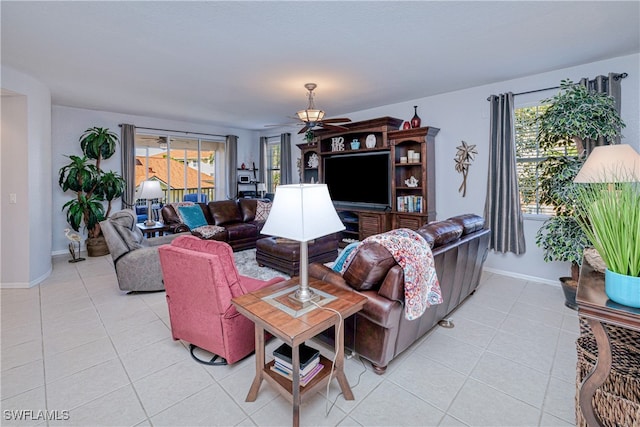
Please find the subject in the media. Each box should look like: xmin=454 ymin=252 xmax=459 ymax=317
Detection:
xmin=572 ymin=144 xmax=640 ymax=307
xmin=59 ymin=127 xmax=125 ymax=256
xmin=537 ymin=79 xmax=625 ymax=154
xmin=534 ymin=79 xmax=625 ymax=308
xmin=535 ymin=156 xmax=590 ymax=308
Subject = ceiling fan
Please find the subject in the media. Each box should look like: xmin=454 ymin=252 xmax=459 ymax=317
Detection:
xmin=268 ymin=83 xmax=351 ymax=134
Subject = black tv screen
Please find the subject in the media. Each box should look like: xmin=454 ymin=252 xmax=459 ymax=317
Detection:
xmin=323 ymin=152 xmax=390 ymax=209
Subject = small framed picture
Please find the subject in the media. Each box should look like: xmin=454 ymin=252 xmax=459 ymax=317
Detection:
xmin=239 ymin=175 xmax=250 ymax=184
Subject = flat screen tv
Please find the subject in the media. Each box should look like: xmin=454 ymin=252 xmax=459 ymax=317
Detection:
xmin=323 ymin=152 xmax=390 ymax=209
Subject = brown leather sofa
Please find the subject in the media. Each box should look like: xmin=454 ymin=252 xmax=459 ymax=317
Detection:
xmin=309 ymin=213 xmax=491 ymax=374
xmin=160 ymin=199 xmax=268 ymax=251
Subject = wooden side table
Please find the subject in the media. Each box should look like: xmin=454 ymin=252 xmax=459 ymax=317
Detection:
xmin=576 ymin=261 xmax=640 ymax=427
xmin=232 ymin=277 xmax=367 ymax=427
xmin=136 ymin=221 xmax=167 ymax=238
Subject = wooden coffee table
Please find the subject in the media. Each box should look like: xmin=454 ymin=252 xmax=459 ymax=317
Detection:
xmin=232 ymin=277 xmax=367 ymax=427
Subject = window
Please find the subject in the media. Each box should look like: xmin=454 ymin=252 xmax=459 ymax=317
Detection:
xmin=134 ymin=134 xmax=224 ymax=204
xmin=266 ymin=139 xmax=281 ymax=193
xmin=515 ymin=104 xmax=576 ymax=215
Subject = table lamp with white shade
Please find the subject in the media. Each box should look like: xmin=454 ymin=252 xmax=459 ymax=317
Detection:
xmin=137 ymin=180 xmax=164 ymax=226
xmin=573 ymin=144 xmax=640 ymax=183
xmin=257 ymin=183 xmax=267 ymax=198
xmin=261 ymin=184 xmax=345 ymax=304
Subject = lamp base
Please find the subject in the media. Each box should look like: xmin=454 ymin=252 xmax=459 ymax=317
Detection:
xmin=144 ymin=220 xmax=156 ymax=226
xmin=262 ymin=285 xmax=337 ymax=318
xmin=288 ymin=288 xmax=322 ymax=305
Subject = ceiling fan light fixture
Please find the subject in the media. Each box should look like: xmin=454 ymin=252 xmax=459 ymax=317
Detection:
xmin=296 ymin=109 xmax=325 ymax=124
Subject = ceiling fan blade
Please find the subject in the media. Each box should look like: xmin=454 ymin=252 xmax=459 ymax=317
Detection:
xmin=321 ymin=118 xmax=352 ymax=124
xmin=320 ymin=123 xmax=350 ymax=132
xmin=264 ymin=122 xmax=299 ymax=128
xmin=297 ymin=124 xmax=311 ymax=134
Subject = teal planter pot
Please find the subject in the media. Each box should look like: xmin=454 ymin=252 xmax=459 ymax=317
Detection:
xmin=605 ymin=269 xmax=640 ymax=308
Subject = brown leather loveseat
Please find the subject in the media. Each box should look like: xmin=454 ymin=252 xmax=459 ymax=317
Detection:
xmin=309 ymin=213 xmax=491 ymax=374
xmin=161 ymin=199 xmax=269 ymax=251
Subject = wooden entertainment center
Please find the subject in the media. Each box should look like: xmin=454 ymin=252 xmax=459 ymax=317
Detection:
xmin=297 ymin=117 xmax=439 ymax=243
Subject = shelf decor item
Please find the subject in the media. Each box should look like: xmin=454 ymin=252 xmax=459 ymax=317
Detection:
xmin=365 ymin=134 xmax=376 ymax=149
xmin=404 ymin=176 xmax=419 ymax=187
xmin=307 ymin=153 xmax=319 ymax=169
xmin=410 ymin=106 xmax=421 ymax=128
xmin=572 ymin=144 xmax=640 ymax=308
xmin=350 ymin=139 xmax=360 ymax=150
xmin=331 ymin=136 xmax=345 ymax=152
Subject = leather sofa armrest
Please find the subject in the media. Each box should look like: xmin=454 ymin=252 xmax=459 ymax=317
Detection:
xmin=173 ymin=224 xmax=190 ymax=233
xmin=308 ymin=263 xmax=352 ymax=292
xmin=378 ymin=265 xmax=405 ymax=303
xmin=358 ymin=290 xmax=403 ymax=328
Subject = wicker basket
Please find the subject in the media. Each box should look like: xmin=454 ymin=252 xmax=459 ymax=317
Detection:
xmin=575 ymin=319 xmax=640 ymax=427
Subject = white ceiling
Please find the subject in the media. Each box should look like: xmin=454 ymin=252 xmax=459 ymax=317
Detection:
xmin=2 ymin=1 xmax=639 ymax=131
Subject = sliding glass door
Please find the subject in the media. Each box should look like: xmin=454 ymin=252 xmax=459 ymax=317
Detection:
xmin=134 ymin=134 xmax=225 ymax=204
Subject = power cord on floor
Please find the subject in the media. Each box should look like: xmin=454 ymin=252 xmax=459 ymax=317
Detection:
xmin=309 ymin=300 xmax=368 ymax=417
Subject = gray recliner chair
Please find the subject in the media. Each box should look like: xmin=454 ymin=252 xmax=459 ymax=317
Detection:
xmin=100 ymin=209 xmax=185 ymax=292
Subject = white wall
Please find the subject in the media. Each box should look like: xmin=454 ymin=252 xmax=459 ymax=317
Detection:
xmin=1 ymin=66 xmax=52 ymax=288
xmin=51 ymin=106 xmax=260 ymax=254
xmin=279 ymin=53 xmax=639 ymax=284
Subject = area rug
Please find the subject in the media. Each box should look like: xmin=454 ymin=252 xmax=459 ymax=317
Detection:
xmin=233 ymin=249 xmax=290 ymax=281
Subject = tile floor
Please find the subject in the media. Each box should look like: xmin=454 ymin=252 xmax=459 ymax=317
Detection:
xmin=1 ymin=254 xmax=580 ymax=426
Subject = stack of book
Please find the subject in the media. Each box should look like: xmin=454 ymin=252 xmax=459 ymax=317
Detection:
xmin=396 ymin=195 xmax=423 ymax=213
xmin=271 ymin=343 xmax=323 ymax=387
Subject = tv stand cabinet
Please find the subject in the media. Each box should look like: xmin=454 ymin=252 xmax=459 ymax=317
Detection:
xmin=336 ymin=208 xmax=391 ymax=246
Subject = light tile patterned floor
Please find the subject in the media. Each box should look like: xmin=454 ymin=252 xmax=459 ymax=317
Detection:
xmin=1 ymin=255 xmax=579 ymax=426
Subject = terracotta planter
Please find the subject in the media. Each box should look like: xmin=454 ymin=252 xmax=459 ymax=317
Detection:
xmin=86 ymin=236 xmax=110 ymax=257
xmin=560 ymin=277 xmax=578 ymax=310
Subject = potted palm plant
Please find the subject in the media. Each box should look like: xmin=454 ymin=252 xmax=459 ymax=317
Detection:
xmin=59 ymin=127 xmax=125 ymax=256
xmin=572 ymin=144 xmax=640 ymax=307
xmin=534 ymin=79 xmax=625 ymax=308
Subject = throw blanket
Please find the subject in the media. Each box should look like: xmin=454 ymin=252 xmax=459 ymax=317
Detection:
xmin=341 ymin=229 xmax=442 ymax=320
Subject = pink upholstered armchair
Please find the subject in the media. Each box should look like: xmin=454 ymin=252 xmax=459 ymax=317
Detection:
xmin=158 ymin=235 xmax=285 ymax=365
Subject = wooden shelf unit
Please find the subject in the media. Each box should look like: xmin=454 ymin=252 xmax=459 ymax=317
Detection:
xmin=335 ymin=208 xmax=390 ymax=246
xmin=389 ymin=127 xmax=439 ymax=229
xmin=297 ymin=117 xmax=439 ymax=236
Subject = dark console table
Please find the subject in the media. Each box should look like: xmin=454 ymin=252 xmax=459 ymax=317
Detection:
xmin=576 ymin=261 xmax=640 ymax=426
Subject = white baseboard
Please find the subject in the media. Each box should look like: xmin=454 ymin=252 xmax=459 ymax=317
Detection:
xmin=483 ymin=267 xmax=560 ymax=287
xmin=1 ymin=265 xmax=52 ymax=289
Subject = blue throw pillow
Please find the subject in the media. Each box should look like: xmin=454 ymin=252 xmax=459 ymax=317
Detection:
xmin=332 ymin=242 xmax=361 ymax=272
xmin=177 ymin=205 xmax=208 ymax=229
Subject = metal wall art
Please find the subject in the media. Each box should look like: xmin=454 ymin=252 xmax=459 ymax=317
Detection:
xmin=454 ymin=140 xmax=477 ymax=197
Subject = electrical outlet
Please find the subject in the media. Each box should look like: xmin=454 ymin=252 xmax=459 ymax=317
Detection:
xmin=9 ymin=193 xmax=16 ymax=204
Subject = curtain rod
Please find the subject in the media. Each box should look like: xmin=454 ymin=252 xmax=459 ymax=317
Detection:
xmin=119 ymin=124 xmax=227 ymax=139
xmin=486 ymin=72 xmax=628 ymax=101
